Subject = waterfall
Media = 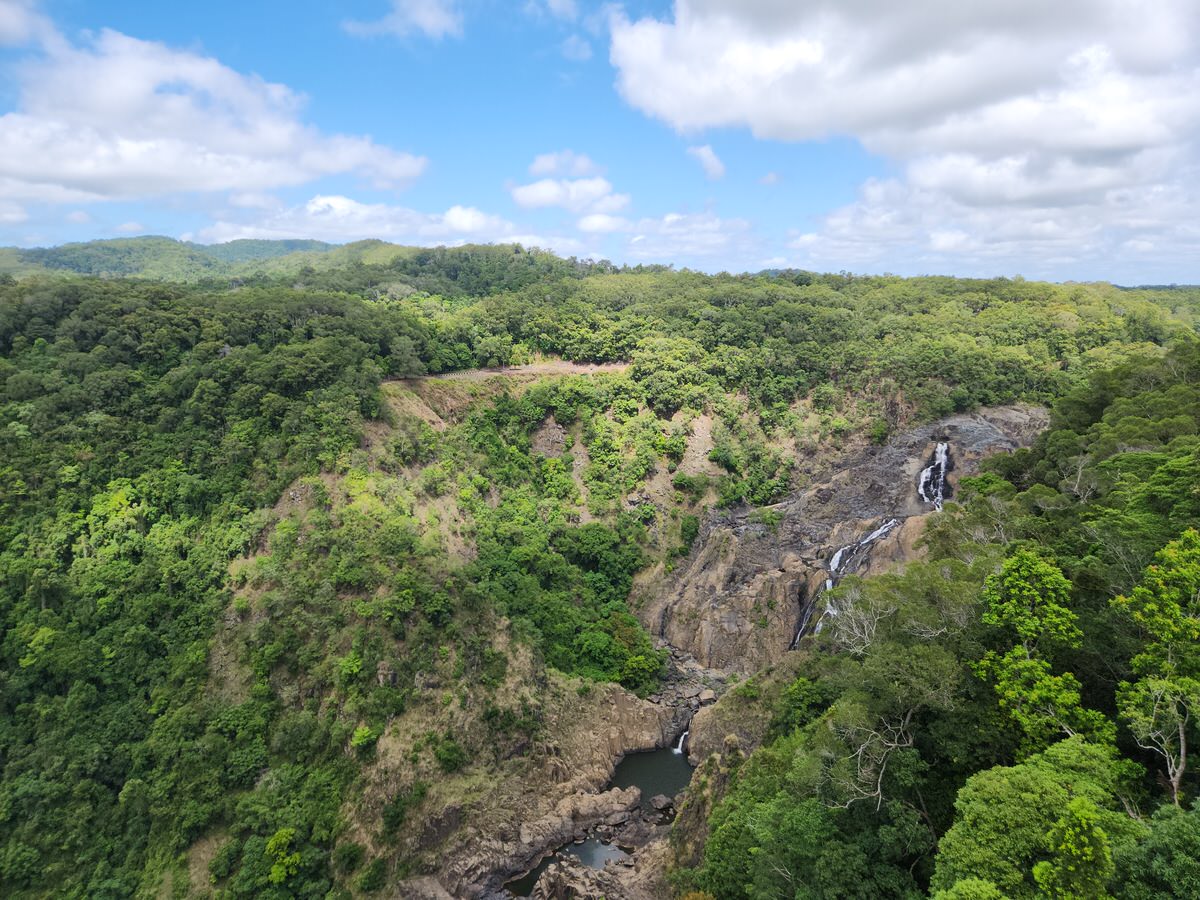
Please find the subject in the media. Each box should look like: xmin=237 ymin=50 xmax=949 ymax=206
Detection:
xmin=790 ymin=586 xmax=814 ymax=649
xmin=860 ymin=518 xmax=902 ymax=545
xmin=796 ymin=518 xmax=901 ymax=644
xmin=672 ymin=730 xmax=689 ymax=754
xmin=918 ymin=442 xmax=950 ymax=510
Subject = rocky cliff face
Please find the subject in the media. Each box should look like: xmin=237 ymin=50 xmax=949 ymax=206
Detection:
xmin=402 ymin=405 xmax=1048 ymax=898
xmin=407 ymin=681 xmax=674 ymax=898
xmin=395 ymin=662 xmax=719 ymax=899
xmin=639 ymin=405 xmax=1048 ymax=674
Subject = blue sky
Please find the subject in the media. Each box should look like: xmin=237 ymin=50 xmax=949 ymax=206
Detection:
xmin=0 ymin=0 xmax=1197 ymax=281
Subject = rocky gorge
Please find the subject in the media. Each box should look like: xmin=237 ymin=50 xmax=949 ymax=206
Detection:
xmin=638 ymin=404 xmax=1049 ymax=675
xmin=401 ymin=404 xmax=1049 ymax=899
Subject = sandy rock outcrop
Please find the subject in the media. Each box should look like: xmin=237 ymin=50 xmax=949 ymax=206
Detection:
xmin=529 ymin=837 xmax=671 ymax=900
xmin=640 ymin=405 xmax=1048 ymax=673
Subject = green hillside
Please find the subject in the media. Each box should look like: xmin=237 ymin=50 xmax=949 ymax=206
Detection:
xmin=2 ymin=247 xmax=1200 ymax=898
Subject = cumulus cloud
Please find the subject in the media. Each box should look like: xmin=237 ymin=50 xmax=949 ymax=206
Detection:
xmin=790 ymin=167 xmax=1200 ymax=276
xmin=510 ymin=175 xmax=629 ymax=214
xmin=197 ymin=193 xmax=589 ymax=257
xmin=577 ymin=212 xmax=630 ymax=233
xmin=198 ymin=194 xmax=510 ymax=243
xmin=228 ymin=192 xmax=283 ymax=210
xmin=529 ymin=150 xmax=601 ymax=177
xmin=344 ymin=0 xmax=462 ymax=39
xmin=574 ymin=208 xmax=753 ymax=261
xmin=0 ymin=0 xmax=55 ymax=47
xmin=611 ymin=1 xmax=1200 ymax=272
xmin=0 ymin=28 xmax=426 ymax=204
xmin=687 ymin=144 xmax=725 ymax=179
xmin=0 ymin=200 xmax=28 ymax=223
xmin=626 ymin=211 xmax=753 ymax=261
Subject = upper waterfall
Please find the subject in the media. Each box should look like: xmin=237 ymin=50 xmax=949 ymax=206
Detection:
xmin=918 ymin=441 xmax=950 ymax=510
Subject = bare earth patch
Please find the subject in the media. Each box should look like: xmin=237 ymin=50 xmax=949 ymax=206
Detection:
xmin=675 ymin=412 xmax=724 ymax=478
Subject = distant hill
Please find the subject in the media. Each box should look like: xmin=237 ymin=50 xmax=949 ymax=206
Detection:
xmin=1 ymin=236 xmax=341 ymax=282
xmin=14 ymin=236 xmax=223 ymax=281
xmin=0 ymin=236 xmax=605 ymax=296
xmin=192 ymin=238 xmax=333 ymax=264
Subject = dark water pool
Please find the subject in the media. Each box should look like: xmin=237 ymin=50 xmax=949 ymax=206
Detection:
xmin=505 ymin=838 xmax=629 ymax=896
xmin=505 ymin=744 xmax=695 ymax=896
xmin=609 ymin=744 xmax=695 ymax=811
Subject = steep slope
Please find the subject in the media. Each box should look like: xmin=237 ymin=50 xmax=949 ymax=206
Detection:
xmin=640 ymin=406 xmax=1048 ymax=673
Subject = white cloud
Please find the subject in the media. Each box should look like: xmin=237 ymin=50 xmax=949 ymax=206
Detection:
xmin=510 ymin=175 xmax=629 ymax=214
xmin=611 ymin=1 xmax=1198 ymax=146
xmin=115 ymin=221 xmax=143 ymax=234
xmin=344 ymin=0 xmax=462 ymax=39
xmin=228 ymin=191 xmax=282 ymax=210
xmin=686 ymin=144 xmax=725 ymax=179
xmin=625 ymin=210 xmax=753 ymax=261
xmin=529 ymin=150 xmax=601 ymax=177
xmin=65 ymin=209 xmax=90 ymax=223
xmin=577 ymin=213 xmax=630 ymax=233
xmin=789 ymin=167 xmax=1200 ymax=277
xmin=576 ymin=208 xmax=753 ymax=261
xmin=561 ymin=34 xmax=592 ymax=61
xmin=0 ymin=0 xmax=55 ymax=47
xmin=759 ymin=171 xmax=780 ymax=186
xmin=0 ymin=200 xmax=28 ymax=223
xmin=198 ymin=194 xmax=513 ymax=244
xmin=611 ymin=1 xmax=1200 ymax=273
xmin=197 ymin=193 xmax=590 ymax=258
xmin=0 ymin=28 xmax=426 ymax=204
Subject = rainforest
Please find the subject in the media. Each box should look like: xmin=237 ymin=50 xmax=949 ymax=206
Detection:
xmin=2 ymin=238 xmax=1200 ymax=899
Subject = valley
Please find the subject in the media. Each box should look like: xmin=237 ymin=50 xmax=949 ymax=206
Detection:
xmin=2 ymin=242 xmax=1199 ymax=899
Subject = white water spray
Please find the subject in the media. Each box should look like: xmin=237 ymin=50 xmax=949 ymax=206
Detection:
xmin=918 ymin=442 xmax=950 ymax=509
xmin=673 ymin=730 xmax=689 ymax=754
xmin=794 ymin=518 xmax=901 ymax=645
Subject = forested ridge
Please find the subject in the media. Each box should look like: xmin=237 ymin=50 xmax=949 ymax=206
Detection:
xmin=2 ymin=242 xmax=1199 ymax=898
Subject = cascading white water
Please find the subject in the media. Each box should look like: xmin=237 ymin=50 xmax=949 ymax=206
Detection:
xmin=790 ymin=604 xmax=810 ymax=648
xmin=672 ymin=730 xmax=689 ymax=754
xmin=918 ymin=442 xmax=950 ymax=510
xmin=797 ymin=518 xmax=901 ymax=643
xmin=860 ymin=518 xmax=901 ymax=545
xmin=829 ymin=544 xmax=851 ymax=575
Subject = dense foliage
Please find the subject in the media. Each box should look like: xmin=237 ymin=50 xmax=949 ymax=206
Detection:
xmin=1 ymin=242 xmax=1198 ymax=897
xmin=678 ymin=337 xmax=1200 ymax=899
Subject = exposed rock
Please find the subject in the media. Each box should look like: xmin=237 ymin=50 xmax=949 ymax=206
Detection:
xmin=531 ymin=416 xmax=568 ymax=457
xmin=684 ymin=653 xmax=806 ymax=766
xmin=639 ymin=405 xmax=1049 ymax=673
xmin=396 ymin=405 xmax=1047 ymax=898
xmin=529 ymin=839 xmax=671 ymax=900
xmin=650 ymin=794 xmax=672 ymax=811
xmin=404 ymin=876 xmax=459 ymax=899
xmin=613 ymin=815 xmax=661 ymax=847
xmin=394 ymin=676 xmax=683 ymax=898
